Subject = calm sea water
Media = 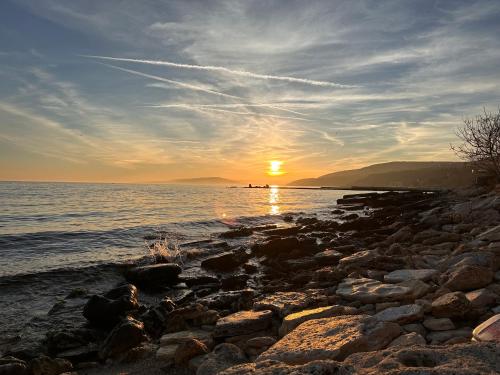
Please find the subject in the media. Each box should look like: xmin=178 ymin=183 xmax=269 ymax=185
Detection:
xmin=0 ymin=182 xmax=355 ymax=277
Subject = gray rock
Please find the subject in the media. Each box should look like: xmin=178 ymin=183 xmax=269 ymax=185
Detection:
xmin=374 ymin=304 xmax=424 ymax=324
xmin=196 ymin=343 xmax=247 ymax=375
xmin=431 ymin=292 xmax=471 ymax=318
xmin=442 ymin=265 xmax=494 ymax=292
xmin=384 ymin=269 xmax=438 ymax=283
xmin=388 ymin=332 xmax=426 ymax=347
xmin=336 ymin=278 xmax=416 ymax=304
xmin=426 ymin=328 xmax=472 ymax=344
xmin=423 ymin=317 xmax=455 ymax=331
xmin=214 ymin=310 xmax=273 ymax=338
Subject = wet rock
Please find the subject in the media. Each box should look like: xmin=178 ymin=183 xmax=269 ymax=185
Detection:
xmin=174 ymin=339 xmax=209 ymax=365
xmin=384 ymin=269 xmax=438 ymax=283
xmin=164 ymin=304 xmax=220 ymax=332
xmin=374 ymin=304 xmax=424 ymax=324
xmin=83 ymin=284 xmax=139 ymax=329
xmin=214 ymin=310 xmax=273 ymax=338
xmin=0 ymin=357 xmax=29 ymax=375
xmin=431 ymin=292 xmax=471 ymax=318
xmin=196 ymin=343 xmax=247 ymax=375
xmin=126 ymin=263 xmax=181 ymax=288
xmin=442 ymin=265 xmax=494 ymax=292
xmin=219 ymin=360 xmax=352 ymax=374
xmin=221 ymin=274 xmax=249 ymax=290
xmin=336 ymin=278 xmax=416 ymax=304
xmin=220 ymin=227 xmax=253 ymax=239
xmin=30 ymin=356 xmax=72 ymax=375
xmin=279 ymin=305 xmax=357 ymax=337
xmin=423 ymin=317 xmax=455 ymax=331
xmin=388 ymin=332 xmax=426 ymax=347
xmin=472 ymin=314 xmax=500 ymax=342
xmin=179 ymin=273 xmax=220 ymax=288
xmin=339 ymin=250 xmax=404 ymax=273
xmin=257 ymin=315 xmax=401 ymax=364
xmin=199 ymin=290 xmax=255 ymax=312
xmin=253 ymin=291 xmax=320 ymax=318
xmin=345 ymin=342 xmax=500 ymax=374
xmin=201 ymin=252 xmax=245 ymax=272
xmin=252 ymin=237 xmax=300 ymax=257
xmin=98 ymin=317 xmax=147 ymax=359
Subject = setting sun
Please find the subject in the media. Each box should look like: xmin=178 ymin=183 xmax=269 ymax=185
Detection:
xmin=268 ymin=160 xmax=285 ymax=176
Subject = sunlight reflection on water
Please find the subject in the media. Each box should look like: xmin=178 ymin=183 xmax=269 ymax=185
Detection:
xmin=269 ymin=186 xmax=280 ymax=215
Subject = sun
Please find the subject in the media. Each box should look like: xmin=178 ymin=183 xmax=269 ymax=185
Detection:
xmin=268 ymin=160 xmax=285 ymax=176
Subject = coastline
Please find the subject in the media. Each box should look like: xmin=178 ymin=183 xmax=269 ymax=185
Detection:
xmin=1 ymin=187 xmax=500 ymax=374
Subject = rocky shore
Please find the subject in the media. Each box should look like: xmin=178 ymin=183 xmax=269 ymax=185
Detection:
xmin=2 ymin=187 xmax=500 ymax=374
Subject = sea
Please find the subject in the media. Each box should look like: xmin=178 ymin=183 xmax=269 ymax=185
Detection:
xmin=0 ymin=181 xmax=365 ymax=351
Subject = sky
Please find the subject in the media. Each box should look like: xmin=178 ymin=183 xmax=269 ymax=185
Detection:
xmin=1 ymin=0 xmax=500 ymax=184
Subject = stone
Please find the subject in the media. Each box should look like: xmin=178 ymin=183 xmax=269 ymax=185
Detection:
xmin=374 ymin=304 xmax=424 ymax=324
xmin=375 ymin=302 xmax=400 ymax=312
xmin=257 ymin=315 xmax=401 ymax=364
xmin=279 ymin=305 xmax=357 ymax=337
xmin=388 ymin=332 xmax=426 ymax=347
xmin=174 ymin=339 xmax=209 ymax=365
xmin=252 ymin=237 xmax=300 ymax=257
xmin=219 ymin=360 xmax=352 ymax=374
xmin=98 ymin=317 xmax=147 ymax=359
xmin=336 ymin=278 xmax=416 ymax=304
xmin=253 ymin=292 xmax=317 ymax=318
xmin=431 ymin=292 xmax=471 ymax=318
xmin=423 ymin=317 xmax=455 ymax=331
xmin=442 ymin=265 xmax=494 ymax=292
xmin=126 ymin=263 xmax=181 ymax=288
xmin=313 ymin=249 xmax=343 ymax=265
xmin=214 ymin=310 xmax=273 ymax=338
xmin=30 ymin=356 xmax=72 ymax=375
xmin=478 ymin=224 xmax=500 ymax=242
xmin=338 ymin=250 xmax=404 ymax=272
xmin=466 ymin=288 xmax=498 ymax=308
xmin=244 ymin=337 xmax=277 ymax=357
xmin=472 ymin=314 xmax=500 ymax=342
xmin=427 ymin=328 xmax=472 ymax=344
xmin=219 ymin=227 xmax=253 ymax=239
xmin=83 ymin=283 xmax=139 ymax=328
xmin=156 ymin=345 xmax=177 ymax=362
xmin=384 ymin=269 xmax=438 ymax=283
xmin=196 ymin=343 xmax=247 ymax=375
xmin=345 ymin=342 xmax=500 ymax=374
xmin=160 ymin=329 xmax=214 ymax=348
xmin=402 ymin=323 xmax=427 ymax=337
xmin=201 ymin=252 xmax=244 ymax=271
xmin=0 ymin=357 xmax=29 ymax=375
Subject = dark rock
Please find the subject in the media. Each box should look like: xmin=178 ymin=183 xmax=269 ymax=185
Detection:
xmin=126 ymin=263 xmax=181 ymax=288
xmin=196 ymin=343 xmax=247 ymax=375
xmin=174 ymin=339 xmax=209 ymax=365
xmin=201 ymin=252 xmax=245 ymax=272
xmin=220 ymin=227 xmax=253 ymax=239
xmin=98 ymin=317 xmax=147 ymax=359
xmin=442 ymin=265 xmax=494 ymax=292
xmin=221 ymin=274 xmax=249 ymax=291
xmin=431 ymin=292 xmax=471 ymax=318
xmin=0 ymin=357 xmax=29 ymax=375
xmin=30 ymin=355 xmax=72 ymax=375
xmin=252 ymin=237 xmax=300 ymax=257
xmin=83 ymin=284 xmax=139 ymax=329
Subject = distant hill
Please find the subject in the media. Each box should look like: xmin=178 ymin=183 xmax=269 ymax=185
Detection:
xmin=289 ymin=161 xmax=475 ymax=189
xmin=169 ymin=177 xmax=239 ymax=185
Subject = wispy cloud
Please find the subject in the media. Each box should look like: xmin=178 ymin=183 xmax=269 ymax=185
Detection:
xmin=82 ymin=55 xmax=355 ymax=88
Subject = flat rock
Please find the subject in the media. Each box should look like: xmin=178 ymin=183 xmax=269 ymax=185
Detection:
xmin=423 ymin=317 xmax=455 ymax=331
xmin=338 ymin=250 xmax=404 ymax=272
xmin=431 ymin=292 xmax=471 ymax=318
xmin=196 ymin=343 xmax=248 ymax=375
xmin=336 ymin=278 xmax=416 ymax=304
xmin=257 ymin=314 xmax=401 ymax=364
xmin=345 ymin=342 xmax=500 ymax=374
xmin=374 ymin=304 xmax=424 ymax=324
xmin=160 ymin=329 xmax=214 ymax=348
xmin=313 ymin=249 xmax=343 ymax=265
xmin=384 ymin=269 xmax=438 ymax=283
xmin=214 ymin=310 xmax=273 ymax=338
xmin=126 ymin=263 xmax=181 ymax=288
xmin=478 ymin=224 xmax=500 ymax=242
xmin=201 ymin=252 xmax=244 ymax=272
xmin=427 ymin=328 xmax=472 ymax=344
xmin=253 ymin=291 xmax=317 ymax=318
xmin=279 ymin=305 xmax=357 ymax=337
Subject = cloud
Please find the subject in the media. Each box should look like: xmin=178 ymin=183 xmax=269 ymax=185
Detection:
xmin=82 ymin=55 xmax=355 ymax=88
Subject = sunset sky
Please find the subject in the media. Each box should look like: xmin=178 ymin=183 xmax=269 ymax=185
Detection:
xmin=1 ymin=0 xmax=500 ymax=183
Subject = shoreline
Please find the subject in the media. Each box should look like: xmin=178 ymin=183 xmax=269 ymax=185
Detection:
xmin=1 ymin=188 xmax=500 ymax=374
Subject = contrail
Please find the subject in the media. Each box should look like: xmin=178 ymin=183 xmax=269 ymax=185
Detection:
xmin=82 ymin=55 xmax=354 ymax=88
xmin=144 ymin=103 xmax=308 ymax=116
xmin=100 ymin=63 xmax=241 ymax=100
xmin=147 ymin=104 xmax=312 ymax=121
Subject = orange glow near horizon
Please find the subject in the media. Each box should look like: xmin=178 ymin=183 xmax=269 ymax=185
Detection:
xmin=267 ymin=160 xmax=285 ymax=176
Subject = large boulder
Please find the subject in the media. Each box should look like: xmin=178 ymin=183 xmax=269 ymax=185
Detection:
xmin=336 ymin=278 xmax=421 ymax=304
xmin=98 ymin=317 xmax=147 ymax=359
xmin=201 ymin=252 xmax=245 ymax=272
xmin=214 ymin=310 xmax=273 ymax=338
xmin=257 ymin=315 xmax=401 ymax=365
xmin=279 ymin=305 xmax=357 ymax=337
xmin=345 ymin=342 xmax=500 ymax=374
xmin=126 ymin=263 xmax=181 ymax=288
xmin=442 ymin=265 xmax=494 ymax=292
xmin=83 ymin=283 xmax=139 ymax=328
